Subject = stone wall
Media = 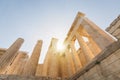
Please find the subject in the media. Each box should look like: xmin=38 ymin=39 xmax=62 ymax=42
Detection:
xmin=69 ymin=40 xmax=120 ymax=80
xmin=106 ymin=15 xmax=120 ymax=39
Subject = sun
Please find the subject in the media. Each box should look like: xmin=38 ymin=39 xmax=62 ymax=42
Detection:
xmin=57 ymin=40 xmax=65 ymax=51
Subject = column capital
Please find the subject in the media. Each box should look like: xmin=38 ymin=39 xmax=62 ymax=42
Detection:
xmin=37 ymin=40 xmax=43 ymax=44
xmin=77 ymin=12 xmax=85 ymax=18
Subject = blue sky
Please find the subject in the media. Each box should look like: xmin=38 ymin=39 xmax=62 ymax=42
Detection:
xmin=0 ymin=0 xmax=120 ymax=63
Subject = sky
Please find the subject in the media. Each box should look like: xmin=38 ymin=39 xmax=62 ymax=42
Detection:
xmin=0 ymin=0 xmax=120 ymax=63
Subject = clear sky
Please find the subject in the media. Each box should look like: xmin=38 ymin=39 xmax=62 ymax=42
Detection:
xmin=0 ymin=0 xmax=120 ymax=63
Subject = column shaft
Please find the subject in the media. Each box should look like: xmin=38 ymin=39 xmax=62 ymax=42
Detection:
xmin=75 ymin=32 xmax=94 ymax=62
xmin=48 ymin=53 xmax=59 ymax=78
xmin=42 ymin=50 xmax=51 ymax=76
xmin=14 ymin=56 xmax=28 ymax=75
xmin=70 ymin=41 xmax=82 ymax=71
xmin=65 ymin=47 xmax=75 ymax=77
xmin=60 ymin=55 xmax=67 ymax=78
xmin=35 ymin=64 xmax=43 ymax=76
xmin=88 ymin=37 xmax=101 ymax=56
xmin=6 ymin=52 xmax=28 ymax=75
xmin=22 ymin=40 xmax=43 ymax=76
xmin=47 ymin=38 xmax=59 ymax=78
xmin=0 ymin=38 xmax=24 ymax=74
xmin=77 ymin=49 xmax=87 ymax=66
xmin=42 ymin=38 xmax=57 ymax=76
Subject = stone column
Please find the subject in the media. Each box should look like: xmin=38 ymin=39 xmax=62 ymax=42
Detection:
xmin=65 ymin=46 xmax=76 ymax=77
xmin=48 ymin=53 xmax=59 ymax=78
xmin=13 ymin=54 xmax=28 ymax=75
xmin=47 ymin=38 xmax=59 ymax=78
xmin=35 ymin=64 xmax=43 ymax=76
xmin=88 ymin=37 xmax=101 ymax=56
xmin=22 ymin=40 xmax=43 ymax=76
xmin=77 ymin=48 xmax=87 ymax=66
xmin=0 ymin=38 xmax=24 ymax=74
xmin=6 ymin=52 xmax=28 ymax=75
xmin=82 ymin=18 xmax=115 ymax=50
xmin=75 ymin=32 xmax=94 ymax=62
xmin=42 ymin=49 xmax=51 ymax=76
xmin=42 ymin=38 xmax=56 ymax=76
xmin=70 ymin=41 xmax=82 ymax=71
xmin=60 ymin=53 xmax=68 ymax=78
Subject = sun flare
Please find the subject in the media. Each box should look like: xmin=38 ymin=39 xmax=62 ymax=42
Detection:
xmin=57 ymin=40 xmax=65 ymax=51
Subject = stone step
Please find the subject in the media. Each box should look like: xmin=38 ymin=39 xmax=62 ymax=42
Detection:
xmin=0 ymin=75 xmax=67 ymax=80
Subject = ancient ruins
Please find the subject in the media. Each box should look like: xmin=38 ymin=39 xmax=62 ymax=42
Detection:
xmin=0 ymin=12 xmax=120 ymax=80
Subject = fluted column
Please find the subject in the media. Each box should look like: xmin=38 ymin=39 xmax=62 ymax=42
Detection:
xmin=13 ymin=54 xmax=28 ymax=75
xmin=48 ymin=38 xmax=59 ymax=78
xmin=60 ymin=54 xmax=68 ymax=78
xmin=48 ymin=52 xmax=59 ymax=78
xmin=42 ymin=49 xmax=51 ymax=76
xmin=6 ymin=52 xmax=28 ymax=75
xmin=65 ymin=46 xmax=75 ymax=77
xmin=0 ymin=38 xmax=24 ymax=74
xmin=22 ymin=40 xmax=43 ymax=76
xmin=35 ymin=64 xmax=43 ymax=76
xmin=42 ymin=38 xmax=56 ymax=76
xmin=88 ymin=37 xmax=101 ymax=56
xmin=75 ymin=32 xmax=94 ymax=62
xmin=78 ymin=49 xmax=87 ymax=66
xmin=70 ymin=41 xmax=82 ymax=71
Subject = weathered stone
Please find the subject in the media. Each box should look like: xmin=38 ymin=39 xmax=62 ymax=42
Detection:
xmin=36 ymin=64 xmax=43 ymax=76
xmin=22 ymin=40 xmax=43 ymax=76
xmin=6 ymin=52 xmax=28 ymax=75
xmin=1 ymin=12 xmax=120 ymax=80
xmin=0 ymin=38 xmax=24 ymax=74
